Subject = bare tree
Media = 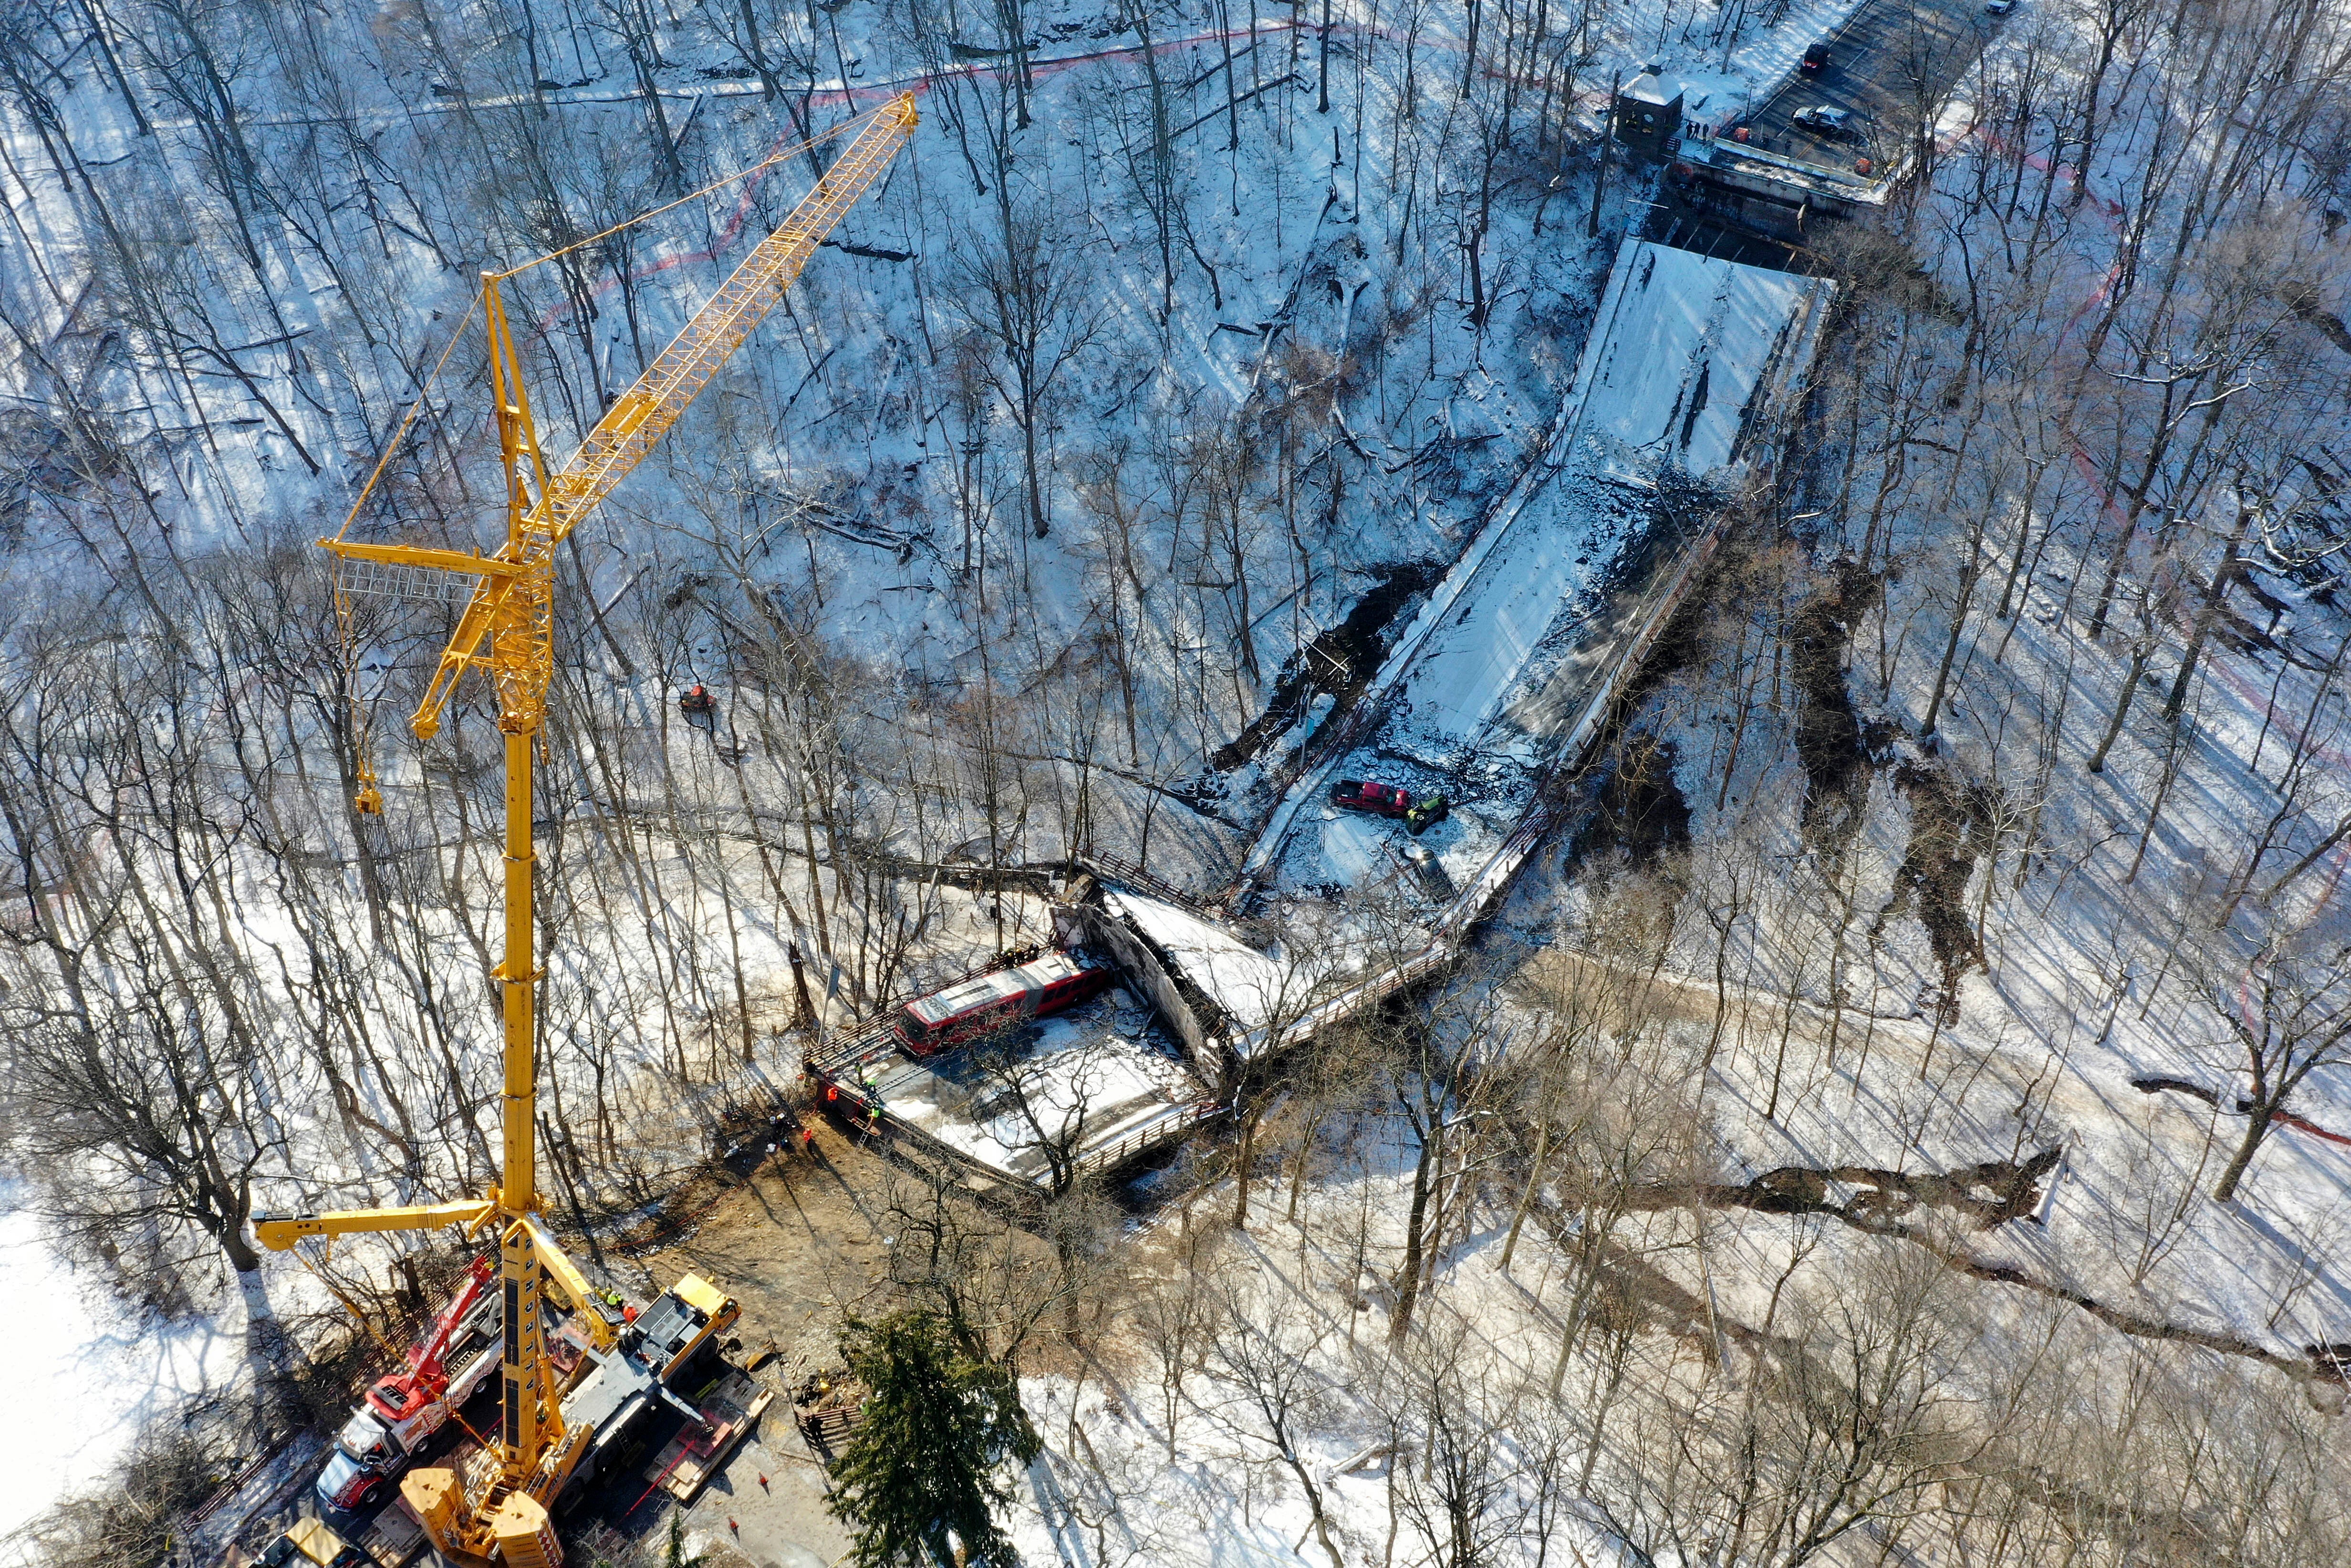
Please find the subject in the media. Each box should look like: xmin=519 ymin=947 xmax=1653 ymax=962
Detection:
xmin=1196 ymin=1269 xmax=1347 ymax=1568
xmin=943 ymin=195 xmax=1105 ymax=540
xmin=2191 ymin=925 xmax=2351 ymax=1203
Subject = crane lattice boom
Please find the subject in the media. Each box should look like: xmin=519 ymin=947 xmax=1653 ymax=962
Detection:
xmin=329 ymin=90 xmax=919 ymax=740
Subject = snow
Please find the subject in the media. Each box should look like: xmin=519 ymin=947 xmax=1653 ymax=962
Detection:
xmin=848 ymin=988 xmax=1203 ymax=1186
xmin=1252 ymin=239 xmax=1831 ymax=916
xmin=1622 ymin=0 xmax=1877 ymax=131
xmin=0 ymin=1198 xmax=253 ymax=1555
xmin=1386 ymin=243 xmax=1819 ymax=760
xmin=9 ymin=0 xmax=2336 ymax=1551
xmin=1572 ymin=242 xmax=1822 ymax=483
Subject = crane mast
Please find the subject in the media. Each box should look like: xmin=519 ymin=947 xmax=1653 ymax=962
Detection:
xmin=252 ymin=92 xmax=917 ymax=1568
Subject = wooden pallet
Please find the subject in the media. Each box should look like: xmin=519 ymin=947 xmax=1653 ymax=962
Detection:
xmin=641 ymin=1369 xmax=777 ymax=1503
xmin=795 ymin=1401 xmax=867 ymax=1466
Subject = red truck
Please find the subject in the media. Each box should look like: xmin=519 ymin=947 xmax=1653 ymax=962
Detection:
xmin=893 ymin=949 xmax=1114 ymax=1055
xmin=315 ymin=1257 xmax=499 ymax=1512
xmin=1330 ymin=778 xmax=1451 ymax=835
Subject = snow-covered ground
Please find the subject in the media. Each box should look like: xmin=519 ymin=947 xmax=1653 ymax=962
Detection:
xmin=0 ymin=1197 xmax=265 ymax=1556
xmin=1644 ymin=0 xmax=1877 ymax=131
xmin=13 ymin=0 xmax=2346 ymax=1556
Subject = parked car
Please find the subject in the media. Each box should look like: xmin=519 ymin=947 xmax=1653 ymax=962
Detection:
xmin=1801 ymin=41 xmax=1831 ymax=73
xmin=1791 ymin=105 xmax=1856 ymax=139
xmin=1985 ymin=0 xmax=2015 ymax=15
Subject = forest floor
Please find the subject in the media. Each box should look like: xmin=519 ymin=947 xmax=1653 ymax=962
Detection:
xmin=635 ymin=1126 xmax=902 ymax=1381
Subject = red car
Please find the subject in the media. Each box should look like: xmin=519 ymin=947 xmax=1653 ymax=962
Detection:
xmin=1330 ymin=779 xmax=1451 ymax=834
xmin=894 ymin=949 xmax=1113 ymax=1055
xmin=1332 ymin=778 xmax=1414 ymax=818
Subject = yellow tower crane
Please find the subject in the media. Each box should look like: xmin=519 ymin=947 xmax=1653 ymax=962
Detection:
xmin=251 ymin=91 xmax=917 ymax=1568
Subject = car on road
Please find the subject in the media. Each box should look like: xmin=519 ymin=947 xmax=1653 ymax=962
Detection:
xmin=1791 ymin=105 xmax=1856 ymax=139
xmin=1331 ymin=779 xmax=1451 ymax=835
xmin=1801 ymin=41 xmax=1831 ymax=73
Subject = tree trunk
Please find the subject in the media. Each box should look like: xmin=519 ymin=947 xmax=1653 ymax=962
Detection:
xmin=2212 ymin=1106 xmax=2270 ymax=1202
xmin=1498 ymin=1120 xmax=1549 ymax=1273
xmin=1232 ymin=1102 xmax=1262 ymax=1227
xmin=1389 ymin=1122 xmax=1438 ymax=1340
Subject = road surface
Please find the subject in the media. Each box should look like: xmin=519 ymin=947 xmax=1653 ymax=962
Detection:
xmin=1737 ymin=0 xmax=2007 ymax=168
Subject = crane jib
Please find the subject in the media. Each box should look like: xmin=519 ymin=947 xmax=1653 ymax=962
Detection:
xmin=519 ymin=97 xmax=917 ymax=568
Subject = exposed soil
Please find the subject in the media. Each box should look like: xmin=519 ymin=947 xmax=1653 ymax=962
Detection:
xmin=2281 ymin=278 xmax=2351 ymax=355
xmin=1695 ymin=1148 xmax=2063 ymax=1231
xmin=630 ymin=1124 xmax=902 ymax=1375
xmin=1580 ymin=732 xmax=1694 ymax=870
xmin=1872 ymin=759 xmax=2003 ymax=1023
xmin=1212 ymin=560 xmax=1441 ymax=771
xmin=1788 ymin=557 xmax=1888 ymax=854
xmin=1541 ymin=1215 xmax=2298 ymax=1559
xmin=1556 ymin=1143 xmax=2338 ymax=1396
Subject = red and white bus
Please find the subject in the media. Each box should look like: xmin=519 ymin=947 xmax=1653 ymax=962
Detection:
xmin=894 ymin=950 xmax=1114 ymax=1055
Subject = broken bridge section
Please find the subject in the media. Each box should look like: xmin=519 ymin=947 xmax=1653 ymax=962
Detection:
xmin=802 ymin=239 xmax=1834 ymax=1184
xmin=1236 ymin=238 xmax=1833 ymax=962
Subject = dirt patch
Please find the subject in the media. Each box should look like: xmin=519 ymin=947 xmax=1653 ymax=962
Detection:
xmin=1727 ymin=1148 xmax=2060 ymax=1230
xmin=632 ymin=1124 xmax=901 ymax=1376
xmin=1788 ymin=558 xmax=1887 ymax=853
xmin=2281 ymin=279 xmax=2351 ymax=355
xmin=1586 ymin=1148 xmax=2061 ymax=1235
xmin=1212 ymin=560 xmax=1441 ymax=771
xmin=596 ymin=1100 xmax=817 ymax=1255
xmin=1872 ymin=759 xmax=2003 ymax=1023
xmin=1581 ymin=733 xmax=1693 ymax=870
xmin=1572 ymin=1145 xmax=2330 ymax=1395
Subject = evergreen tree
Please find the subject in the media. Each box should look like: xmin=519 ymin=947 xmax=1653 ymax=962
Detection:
xmin=826 ymin=1309 xmax=1042 ymax=1568
xmin=656 ymin=1514 xmax=708 ymax=1568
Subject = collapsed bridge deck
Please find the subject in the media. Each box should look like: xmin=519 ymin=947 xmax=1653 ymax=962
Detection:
xmin=804 ymin=237 xmax=1832 ymax=1187
xmin=1238 ymin=238 xmax=1833 ymax=945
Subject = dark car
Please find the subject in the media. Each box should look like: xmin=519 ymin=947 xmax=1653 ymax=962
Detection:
xmin=1801 ymin=41 xmax=1831 ymax=73
xmin=1791 ymin=105 xmax=1856 ymax=139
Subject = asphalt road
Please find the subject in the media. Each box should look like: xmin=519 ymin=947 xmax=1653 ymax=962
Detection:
xmin=1737 ymin=0 xmax=2011 ymax=168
